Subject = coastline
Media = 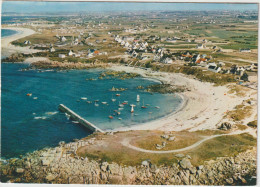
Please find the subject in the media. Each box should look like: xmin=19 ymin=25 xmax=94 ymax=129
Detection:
xmin=109 ymin=65 xmax=257 ymax=134
xmin=1 ymin=27 xmax=40 ymax=57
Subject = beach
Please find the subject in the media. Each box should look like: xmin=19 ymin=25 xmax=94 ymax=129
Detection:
xmin=110 ymin=65 xmax=257 ymax=136
xmin=1 ymin=27 xmax=40 ymax=56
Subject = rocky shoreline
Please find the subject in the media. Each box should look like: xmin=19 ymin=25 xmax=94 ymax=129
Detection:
xmin=0 ymin=134 xmax=256 ymax=185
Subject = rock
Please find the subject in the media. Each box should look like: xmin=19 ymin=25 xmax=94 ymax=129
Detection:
xmin=186 ymin=155 xmax=191 ymax=159
xmin=42 ymin=159 xmax=50 ymax=166
xmin=238 ymin=176 xmax=247 ymax=184
xmin=150 ymin=164 xmax=157 ymax=173
xmin=101 ymin=162 xmax=108 ymax=172
xmin=15 ymin=168 xmax=24 ymax=174
xmin=218 ymin=122 xmax=232 ymax=130
xmin=197 ymin=165 xmax=204 ymax=170
xmin=226 ymin=178 xmax=233 ymax=184
xmin=108 ymin=163 xmax=120 ymax=174
xmin=168 ymin=136 xmax=175 ymax=141
xmin=189 ymin=167 xmax=196 ymax=174
xmin=179 ymin=158 xmax=192 ymax=169
xmin=109 ymin=175 xmax=123 ymax=184
xmin=175 ymin=154 xmax=185 ymax=158
xmin=141 ymin=160 xmax=150 ymax=167
xmin=161 ymin=135 xmax=169 ymax=139
xmin=46 ymin=173 xmax=56 ymax=181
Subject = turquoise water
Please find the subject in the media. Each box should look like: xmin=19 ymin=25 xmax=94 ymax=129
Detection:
xmin=1 ymin=63 xmax=182 ymax=159
xmin=1 ymin=29 xmax=18 ymax=38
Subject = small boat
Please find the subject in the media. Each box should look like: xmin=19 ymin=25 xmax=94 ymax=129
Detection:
xmin=141 ymin=100 xmax=147 ymax=109
xmin=101 ymin=102 xmax=108 ymax=105
xmin=155 ymin=106 xmax=160 ymax=109
xmin=130 ymin=105 xmax=134 ymax=113
xmin=146 ymin=104 xmax=150 ymax=106
xmin=81 ymin=97 xmax=87 ymax=100
xmin=137 ymin=95 xmax=140 ymax=102
xmin=117 ymin=111 xmax=121 ymax=115
xmin=122 ymin=102 xmax=128 ymax=105
xmin=33 ymin=97 xmax=38 ymax=100
xmin=116 ymin=94 xmax=120 ymax=96
xmin=118 ymin=108 xmax=124 ymax=111
xmin=87 ymin=101 xmax=92 ymax=103
xmin=134 ymin=114 xmax=139 ymax=116
xmin=108 ymin=116 xmax=113 ymax=119
xmin=94 ymin=103 xmax=99 ymax=107
xmin=118 ymin=118 xmax=122 ymax=120
xmin=94 ymin=100 xmax=99 ymax=102
xmin=26 ymin=93 xmax=32 ymax=96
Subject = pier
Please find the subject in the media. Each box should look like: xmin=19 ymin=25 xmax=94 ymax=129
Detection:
xmin=58 ymin=104 xmax=104 ymax=133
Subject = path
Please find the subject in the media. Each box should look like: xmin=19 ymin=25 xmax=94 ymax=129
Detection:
xmin=121 ymin=130 xmax=251 ymax=154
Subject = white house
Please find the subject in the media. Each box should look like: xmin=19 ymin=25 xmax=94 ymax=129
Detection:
xmin=162 ymin=58 xmax=173 ymax=64
xmin=59 ymin=54 xmax=66 ymax=58
xmin=49 ymin=47 xmax=55 ymax=52
xmin=197 ymin=44 xmax=206 ymax=49
xmin=68 ymin=50 xmax=74 ymax=56
xmin=208 ymin=65 xmax=221 ymax=73
xmin=61 ymin=36 xmax=67 ymax=42
xmin=240 ymin=48 xmax=251 ymax=53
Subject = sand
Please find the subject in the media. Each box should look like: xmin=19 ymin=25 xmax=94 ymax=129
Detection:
xmin=1 ymin=27 xmax=41 ymax=56
xmin=110 ymin=65 xmax=257 ymax=134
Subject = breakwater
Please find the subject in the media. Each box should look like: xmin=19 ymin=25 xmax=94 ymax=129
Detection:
xmin=58 ymin=104 xmax=104 ymax=133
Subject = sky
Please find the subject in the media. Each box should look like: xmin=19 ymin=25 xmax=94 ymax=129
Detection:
xmin=2 ymin=1 xmax=258 ymax=14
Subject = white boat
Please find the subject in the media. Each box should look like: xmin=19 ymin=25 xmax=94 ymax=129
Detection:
xmin=118 ymin=108 xmax=124 ymax=111
xmin=101 ymin=102 xmax=108 ymax=105
xmin=112 ymin=98 xmax=116 ymax=102
xmin=137 ymin=95 xmax=140 ymax=102
xmin=95 ymin=103 xmax=99 ymax=107
xmin=118 ymin=118 xmax=122 ymax=120
xmin=81 ymin=97 xmax=87 ymax=100
xmin=33 ymin=97 xmax=38 ymax=100
xmin=155 ymin=106 xmax=160 ymax=109
xmin=130 ymin=105 xmax=134 ymax=113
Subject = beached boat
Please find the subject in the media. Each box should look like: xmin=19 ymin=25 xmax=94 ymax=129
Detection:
xmin=137 ymin=95 xmax=140 ymax=102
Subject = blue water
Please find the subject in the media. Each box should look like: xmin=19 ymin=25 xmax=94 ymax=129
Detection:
xmin=1 ymin=63 xmax=182 ymax=159
xmin=1 ymin=29 xmax=18 ymax=38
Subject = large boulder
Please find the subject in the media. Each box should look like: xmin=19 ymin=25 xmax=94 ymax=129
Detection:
xmin=179 ymin=158 xmax=192 ymax=170
xmin=218 ymin=122 xmax=232 ymax=130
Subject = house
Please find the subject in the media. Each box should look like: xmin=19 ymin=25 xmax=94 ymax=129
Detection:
xmin=240 ymin=48 xmax=251 ymax=53
xmin=208 ymin=65 xmax=221 ymax=73
xmin=59 ymin=54 xmax=66 ymax=58
xmin=131 ymin=50 xmax=138 ymax=58
xmin=24 ymin=41 xmax=31 ymax=45
xmin=197 ymin=44 xmax=206 ymax=49
xmin=68 ymin=50 xmax=74 ymax=56
xmin=49 ymin=47 xmax=55 ymax=52
xmin=94 ymin=50 xmax=100 ymax=55
xmin=162 ymin=58 xmax=173 ymax=64
xmin=61 ymin=36 xmax=67 ymax=42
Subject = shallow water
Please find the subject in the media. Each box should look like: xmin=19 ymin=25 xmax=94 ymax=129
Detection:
xmin=1 ymin=63 xmax=182 ymax=159
xmin=1 ymin=29 xmax=18 ymax=38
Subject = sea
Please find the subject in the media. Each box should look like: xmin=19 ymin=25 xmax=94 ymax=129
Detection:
xmin=1 ymin=29 xmax=182 ymax=159
xmin=1 ymin=29 xmax=18 ymax=38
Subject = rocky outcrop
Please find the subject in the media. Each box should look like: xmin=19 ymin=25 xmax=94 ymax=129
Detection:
xmin=0 ymin=138 xmax=256 ymax=185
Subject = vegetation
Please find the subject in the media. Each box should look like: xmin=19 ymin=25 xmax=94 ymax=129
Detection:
xmin=247 ymin=120 xmax=257 ymax=128
xmin=146 ymin=84 xmax=186 ymax=93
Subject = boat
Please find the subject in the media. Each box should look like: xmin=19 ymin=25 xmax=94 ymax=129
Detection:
xmin=155 ymin=106 xmax=160 ymax=109
xmin=130 ymin=104 xmax=135 ymax=113
xmin=118 ymin=101 xmax=124 ymax=107
xmin=117 ymin=111 xmax=121 ymax=115
xmin=141 ymin=100 xmax=147 ymax=109
xmin=26 ymin=93 xmax=32 ymax=96
xmin=134 ymin=114 xmax=139 ymax=116
xmin=101 ymin=102 xmax=108 ymax=105
xmin=108 ymin=116 xmax=113 ymax=119
xmin=94 ymin=100 xmax=99 ymax=102
xmin=118 ymin=108 xmax=124 ymax=111
xmin=112 ymin=98 xmax=116 ymax=102
xmin=87 ymin=101 xmax=92 ymax=103
xmin=122 ymin=102 xmax=128 ymax=105
xmin=33 ymin=97 xmax=38 ymax=100
xmin=116 ymin=94 xmax=120 ymax=96
xmin=137 ymin=95 xmax=140 ymax=102
xmin=81 ymin=97 xmax=87 ymax=100
xmin=118 ymin=118 xmax=122 ymax=120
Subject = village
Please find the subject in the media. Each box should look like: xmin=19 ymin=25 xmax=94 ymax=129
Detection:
xmin=4 ymin=10 xmax=257 ymax=90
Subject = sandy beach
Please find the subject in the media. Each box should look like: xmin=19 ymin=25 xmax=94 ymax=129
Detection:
xmin=110 ymin=65 xmax=257 ymax=135
xmin=1 ymin=27 xmax=40 ymax=56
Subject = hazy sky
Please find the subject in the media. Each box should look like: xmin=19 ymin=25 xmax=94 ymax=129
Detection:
xmin=2 ymin=1 xmax=258 ymax=13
